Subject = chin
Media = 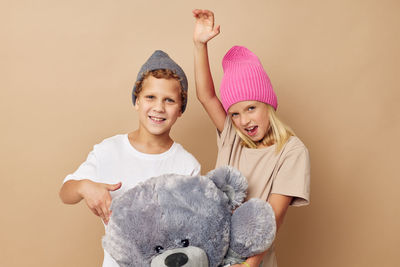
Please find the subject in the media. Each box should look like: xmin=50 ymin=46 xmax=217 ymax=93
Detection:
xmin=249 ymin=135 xmax=264 ymax=144
xmin=150 ymin=130 xmax=169 ymax=136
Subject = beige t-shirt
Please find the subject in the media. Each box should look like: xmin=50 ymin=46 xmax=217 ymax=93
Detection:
xmin=216 ymin=117 xmax=310 ymax=267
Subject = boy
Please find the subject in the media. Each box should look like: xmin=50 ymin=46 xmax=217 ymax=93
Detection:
xmin=59 ymin=50 xmax=201 ymax=267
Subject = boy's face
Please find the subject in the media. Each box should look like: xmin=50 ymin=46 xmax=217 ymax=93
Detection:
xmin=135 ymin=76 xmax=182 ymax=138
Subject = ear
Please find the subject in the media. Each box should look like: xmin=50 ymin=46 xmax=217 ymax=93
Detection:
xmin=134 ymin=98 xmax=139 ymax=111
xmin=206 ymin=166 xmax=248 ymax=210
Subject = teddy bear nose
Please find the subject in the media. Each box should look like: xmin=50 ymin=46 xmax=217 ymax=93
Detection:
xmin=164 ymin=252 xmax=188 ymax=267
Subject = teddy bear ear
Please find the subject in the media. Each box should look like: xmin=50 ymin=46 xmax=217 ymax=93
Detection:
xmin=206 ymin=166 xmax=248 ymax=210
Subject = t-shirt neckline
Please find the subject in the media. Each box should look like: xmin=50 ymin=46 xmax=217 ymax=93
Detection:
xmin=123 ymin=134 xmax=178 ymax=160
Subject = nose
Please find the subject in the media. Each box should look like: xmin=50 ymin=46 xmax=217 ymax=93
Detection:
xmin=240 ymin=114 xmax=250 ymax=126
xmin=153 ymin=100 xmax=165 ymax=113
xmin=164 ymin=252 xmax=188 ymax=267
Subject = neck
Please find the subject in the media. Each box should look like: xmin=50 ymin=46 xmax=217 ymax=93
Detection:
xmin=128 ymin=129 xmax=174 ymax=154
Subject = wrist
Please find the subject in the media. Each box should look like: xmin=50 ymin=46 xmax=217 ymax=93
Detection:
xmin=194 ymin=41 xmax=207 ymax=49
xmin=78 ymin=179 xmax=91 ymax=198
xmin=241 ymin=262 xmax=251 ymax=267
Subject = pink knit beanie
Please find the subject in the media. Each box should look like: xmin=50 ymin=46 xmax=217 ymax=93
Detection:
xmin=220 ymin=46 xmax=277 ymax=112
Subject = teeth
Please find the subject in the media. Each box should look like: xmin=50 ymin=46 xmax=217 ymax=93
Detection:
xmin=246 ymin=126 xmax=256 ymax=131
xmin=150 ymin=116 xmax=165 ymax=121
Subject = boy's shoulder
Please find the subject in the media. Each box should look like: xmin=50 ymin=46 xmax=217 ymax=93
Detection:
xmin=172 ymin=142 xmax=201 ymax=172
xmin=173 ymin=143 xmax=199 ymax=161
xmin=93 ymin=134 xmax=128 ymax=151
xmin=100 ymin=134 xmax=126 ymax=144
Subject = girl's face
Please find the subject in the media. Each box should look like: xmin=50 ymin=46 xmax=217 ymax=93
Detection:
xmin=228 ymin=101 xmax=270 ymax=143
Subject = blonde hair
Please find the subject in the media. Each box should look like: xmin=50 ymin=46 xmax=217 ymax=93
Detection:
xmin=233 ymin=104 xmax=294 ymax=153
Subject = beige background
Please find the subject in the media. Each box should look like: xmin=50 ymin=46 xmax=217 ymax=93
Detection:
xmin=1 ymin=0 xmax=399 ymax=266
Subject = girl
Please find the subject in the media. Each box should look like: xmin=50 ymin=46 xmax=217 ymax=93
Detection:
xmin=193 ymin=10 xmax=310 ymax=267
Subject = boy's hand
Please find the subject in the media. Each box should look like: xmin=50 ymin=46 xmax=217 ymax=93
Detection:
xmin=193 ymin=9 xmax=220 ymax=44
xmin=79 ymin=180 xmax=122 ymax=225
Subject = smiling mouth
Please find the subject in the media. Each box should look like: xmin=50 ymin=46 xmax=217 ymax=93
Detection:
xmin=149 ymin=116 xmax=166 ymax=122
xmin=245 ymin=126 xmax=258 ymax=136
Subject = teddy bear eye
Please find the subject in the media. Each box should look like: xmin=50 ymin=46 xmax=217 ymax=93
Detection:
xmin=154 ymin=245 xmax=164 ymax=253
xmin=181 ymin=239 xmax=189 ymax=247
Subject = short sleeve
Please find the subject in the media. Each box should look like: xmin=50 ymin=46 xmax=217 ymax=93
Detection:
xmin=216 ymin=117 xmax=237 ymax=150
xmin=63 ymin=150 xmax=99 ymax=184
xmin=271 ymin=146 xmax=311 ymax=206
xmin=191 ymin=163 xmax=201 ymax=176
xmin=174 ymin=143 xmax=202 ymax=176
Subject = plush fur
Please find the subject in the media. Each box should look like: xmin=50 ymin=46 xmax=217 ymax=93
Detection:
xmin=102 ymin=166 xmax=276 ymax=267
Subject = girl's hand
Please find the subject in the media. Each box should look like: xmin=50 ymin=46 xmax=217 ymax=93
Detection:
xmin=79 ymin=180 xmax=122 ymax=225
xmin=192 ymin=9 xmax=220 ymax=44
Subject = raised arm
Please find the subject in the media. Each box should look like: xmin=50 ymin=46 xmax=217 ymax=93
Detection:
xmin=193 ymin=9 xmax=226 ymax=132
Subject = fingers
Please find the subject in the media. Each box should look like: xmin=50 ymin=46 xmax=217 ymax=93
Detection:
xmin=192 ymin=9 xmax=201 ymax=17
xmin=107 ymin=182 xmax=122 ymax=192
xmin=192 ymin=9 xmax=214 ymax=20
xmin=96 ymin=207 xmax=106 ymax=223
xmin=193 ymin=9 xmax=219 ymax=44
xmin=94 ymin=198 xmax=111 ymax=224
xmin=104 ymin=195 xmax=112 ymax=224
xmin=100 ymin=191 xmax=114 ymax=224
xmin=90 ymin=207 xmax=100 ymax=217
xmin=101 ymin=205 xmax=110 ymax=225
xmin=84 ymin=182 xmax=119 ymax=224
xmin=193 ymin=9 xmax=205 ymax=18
xmin=203 ymin=10 xmax=214 ymax=20
xmin=213 ymin=25 xmax=221 ymax=36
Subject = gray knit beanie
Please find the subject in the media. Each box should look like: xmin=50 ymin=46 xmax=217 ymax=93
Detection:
xmin=132 ymin=50 xmax=188 ymax=113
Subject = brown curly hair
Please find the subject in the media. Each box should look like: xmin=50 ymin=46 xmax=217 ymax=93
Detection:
xmin=134 ymin=69 xmax=187 ymax=112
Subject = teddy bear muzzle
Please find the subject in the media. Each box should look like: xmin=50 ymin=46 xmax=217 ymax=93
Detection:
xmin=150 ymin=246 xmax=209 ymax=267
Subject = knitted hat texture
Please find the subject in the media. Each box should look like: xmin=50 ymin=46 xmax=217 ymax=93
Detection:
xmin=132 ymin=50 xmax=188 ymax=113
xmin=220 ymin=46 xmax=277 ymax=112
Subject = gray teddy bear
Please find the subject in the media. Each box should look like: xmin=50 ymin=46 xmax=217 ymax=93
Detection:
xmin=102 ymin=166 xmax=276 ymax=267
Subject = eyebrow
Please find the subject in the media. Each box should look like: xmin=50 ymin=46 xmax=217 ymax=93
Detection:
xmin=231 ymin=104 xmax=255 ymax=114
xmin=242 ymin=104 xmax=254 ymax=111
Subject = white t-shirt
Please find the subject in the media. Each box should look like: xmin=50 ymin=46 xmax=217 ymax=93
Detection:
xmin=63 ymin=134 xmax=201 ymax=267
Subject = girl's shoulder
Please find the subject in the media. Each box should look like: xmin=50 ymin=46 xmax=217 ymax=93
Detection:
xmin=284 ymin=136 xmax=309 ymax=153
xmin=278 ymin=136 xmax=310 ymax=172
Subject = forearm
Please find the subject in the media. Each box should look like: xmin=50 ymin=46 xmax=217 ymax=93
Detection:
xmin=194 ymin=42 xmax=217 ymax=103
xmin=59 ymin=179 xmax=87 ymax=204
xmin=269 ymin=194 xmax=292 ymax=230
